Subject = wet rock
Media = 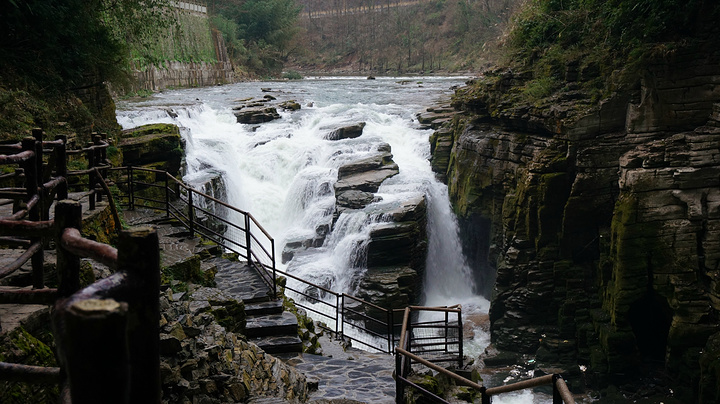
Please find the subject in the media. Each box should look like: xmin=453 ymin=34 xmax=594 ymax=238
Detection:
xmin=279 ymin=100 xmax=301 ymax=111
xmin=234 ymin=107 xmax=281 ymax=124
xmin=119 ymin=123 xmax=183 ymax=175
xmin=325 ymin=122 xmax=366 ymax=140
xmin=334 ymin=144 xmax=399 ymax=194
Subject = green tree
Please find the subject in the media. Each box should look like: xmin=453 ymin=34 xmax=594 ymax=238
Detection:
xmin=0 ymin=0 xmax=175 ymax=91
xmin=211 ymin=0 xmax=302 ymax=75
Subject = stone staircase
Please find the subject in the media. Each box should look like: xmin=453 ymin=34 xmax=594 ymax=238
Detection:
xmin=124 ymin=209 xmax=303 ymax=354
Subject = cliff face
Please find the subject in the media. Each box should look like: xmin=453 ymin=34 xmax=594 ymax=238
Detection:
xmin=430 ymin=40 xmax=720 ymax=400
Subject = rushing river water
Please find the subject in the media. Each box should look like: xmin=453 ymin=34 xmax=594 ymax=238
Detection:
xmin=117 ymin=77 xmax=553 ymax=404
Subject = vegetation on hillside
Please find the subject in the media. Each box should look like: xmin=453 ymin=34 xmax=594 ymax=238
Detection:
xmin=290 ymin=0 xmax=521 ymax=73
xmin=210 ymin=0 xmax=303 ymax=76
xmin=503 ymin=0 xmax=720 ymax=101
xmin=0 ymin=0 xmax=176 ymax=141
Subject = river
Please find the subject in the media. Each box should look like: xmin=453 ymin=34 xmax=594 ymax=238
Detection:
xmin=116 ymin=77 xmax=552 ymax=403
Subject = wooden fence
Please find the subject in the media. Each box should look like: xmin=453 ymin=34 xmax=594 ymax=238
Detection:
xmin=0 ymin=130 xmax=160 ymax=403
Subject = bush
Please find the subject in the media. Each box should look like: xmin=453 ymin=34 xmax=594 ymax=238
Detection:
xmin=282 ymin=70 xmax=303 ymax=80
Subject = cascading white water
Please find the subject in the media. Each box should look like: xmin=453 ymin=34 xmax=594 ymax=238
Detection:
xmin=117 ymin=76 xmax=491 ymax=323
xmin=117 ymin=77 xmax=554 ymax=404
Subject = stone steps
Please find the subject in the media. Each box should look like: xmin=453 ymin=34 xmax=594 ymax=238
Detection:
xmin=125 ymin=208 xmax=303 ymax=355
xmin=245 ymin=299 xmax=284 ymax=316
xmin=246 ymin=311 xmax=299 ymax=338
xmin=250 ymin=335 xmax=303 ymax=354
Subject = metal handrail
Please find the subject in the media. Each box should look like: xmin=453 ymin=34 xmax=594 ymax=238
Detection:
xmin=111 ymin=166 xmax=472 ymax=357
xmin=109 ymin=166 xmax=279 ymax=297
xmin=394 ymin=307 xmax=574 ymax=404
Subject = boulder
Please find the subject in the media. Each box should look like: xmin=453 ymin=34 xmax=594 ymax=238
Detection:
xmin=279 ymin=100 xmax=301 ymax=111
xmin=119 ymin=123 xmax=183 ymax=175
xmin=356 ymin=266 xmax=420 ymax=332
xmin=325 ymin=122 xmax=366 ymax=140
xmin=234 ymin=107 xmax=280 ymax=124
xmin=334 ymin=144 xmax=399 ymax=194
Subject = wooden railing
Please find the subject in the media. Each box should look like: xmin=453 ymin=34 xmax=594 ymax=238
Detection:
xmin=0 ymin=129 xmax=159 ymax=402
xmin=0 ymin=129 xmax=67 ymax=290
xmin=0 ymin=200 xmax=160 ymax=404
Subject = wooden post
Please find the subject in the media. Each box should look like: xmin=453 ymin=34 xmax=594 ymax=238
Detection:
xmin=62 ymin=298 xmax=130 ymax=404
xmin=22 ymin=137 xmax=44 ymax=289
xmin=56 ymin=200 xmax=82 ymax=297
xmin=164 ymin=172 xmax=170 ymax=218
xmin=86 ymin=143 xmax=96 ymax=210
xmin=117 ymin=226 xmax=160 ymax=403
xmin=93 ymin=134 xmax=103 ymax=203
xmin=55 ymin=135 xmax=68 ymax=200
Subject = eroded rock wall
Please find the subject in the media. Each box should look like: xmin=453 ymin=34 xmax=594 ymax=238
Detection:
xmin=431 ymin=41 xmax=720 ymax=400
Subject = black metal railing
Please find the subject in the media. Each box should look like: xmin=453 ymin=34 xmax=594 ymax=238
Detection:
xmin=110 ymin=165 xmax=411 ymax=353
xmin=108 ymin=166 xmax=278 ymax=297
xmin=395 ymin=307 xmax=575 ymax=404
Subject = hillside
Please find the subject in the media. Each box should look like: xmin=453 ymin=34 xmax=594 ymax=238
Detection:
xmin=289 ymin=0 xmax=522 ymax=73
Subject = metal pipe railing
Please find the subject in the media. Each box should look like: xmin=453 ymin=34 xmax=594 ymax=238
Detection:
xmin=395 ymin=306 xmax=574 ymax=404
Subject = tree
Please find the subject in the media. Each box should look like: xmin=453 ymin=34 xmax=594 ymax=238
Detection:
xmin=212 ymin=0 xmax=302 ymax=74
xmin=0 ymin=0 xmax=175 ymax=91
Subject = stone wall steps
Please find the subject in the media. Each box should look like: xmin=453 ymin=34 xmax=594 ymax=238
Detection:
xmin=245 ymin=300 xmax=284 ymax=316
xmin=250 ymin=335 xmax=303 ymax=354
xmin=246 ymin=311 xmax=299 ymax=338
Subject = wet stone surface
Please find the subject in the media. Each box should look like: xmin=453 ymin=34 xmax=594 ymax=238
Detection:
xmin=278 ymin=337 xmax=396 ymax=404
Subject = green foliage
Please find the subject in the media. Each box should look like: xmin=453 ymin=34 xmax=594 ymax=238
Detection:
xmin=0 ymin=0 xmax=176 ymax=92
xmin=282 ymin=70 xmax=303 ymax=80
xmin=522 ymin=76 xmax=559 ymax=102
xmin=211 ymin=14 xmax=247 ymax=60
xmin=129 ymin=11 xmax=218 ymax=68
xmin=508 ymin=0 xmax=719 ymax=88
xmin=212 ymin=0 xmax=302 ymax=76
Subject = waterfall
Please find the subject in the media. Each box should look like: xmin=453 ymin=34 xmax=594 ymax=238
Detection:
xmin=116 ymin=77 xmax=490 ymax=353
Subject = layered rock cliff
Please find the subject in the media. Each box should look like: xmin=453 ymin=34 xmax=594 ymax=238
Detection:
xmin=429 ymin=38 xmax=720 ymax=401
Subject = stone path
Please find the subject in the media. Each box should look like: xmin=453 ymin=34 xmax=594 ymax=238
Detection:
xmin=278 ymin=336 xmax=396 ymax=404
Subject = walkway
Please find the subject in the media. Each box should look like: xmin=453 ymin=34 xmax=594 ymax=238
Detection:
xmin=279 ymin=336 xmax=396 ymax=403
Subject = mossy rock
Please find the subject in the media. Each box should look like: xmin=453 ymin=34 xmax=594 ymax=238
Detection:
xmin=0 ymin=327 xmax=59 ymax=403
xmin=118 ymin=124 xmax=183 ymax=175
xmin=162 ymin=255 xmax=216 ymax=287
xmin=122 ymin=123 xmax=180 ymax=138
xmin=210 ymin=299 xmax=246 ymax=335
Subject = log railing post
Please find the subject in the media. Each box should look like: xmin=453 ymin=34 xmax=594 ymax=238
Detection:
xmin=55 ymin=135 xmax=68 ymax=200
xmin=93 ymin=134 xmax=103 ymax=203
xmin=22 ymin=137 xmax=44 ymax=289
xmin=86 ymin=145 xmax=96 ymax=211
xmin=56 ymin=200 xmax=82 ymax=297
xmin=117 ymin=226 xmax=160 ymax=403
xmin=62 ymin=299 xmax=130 ymax=404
